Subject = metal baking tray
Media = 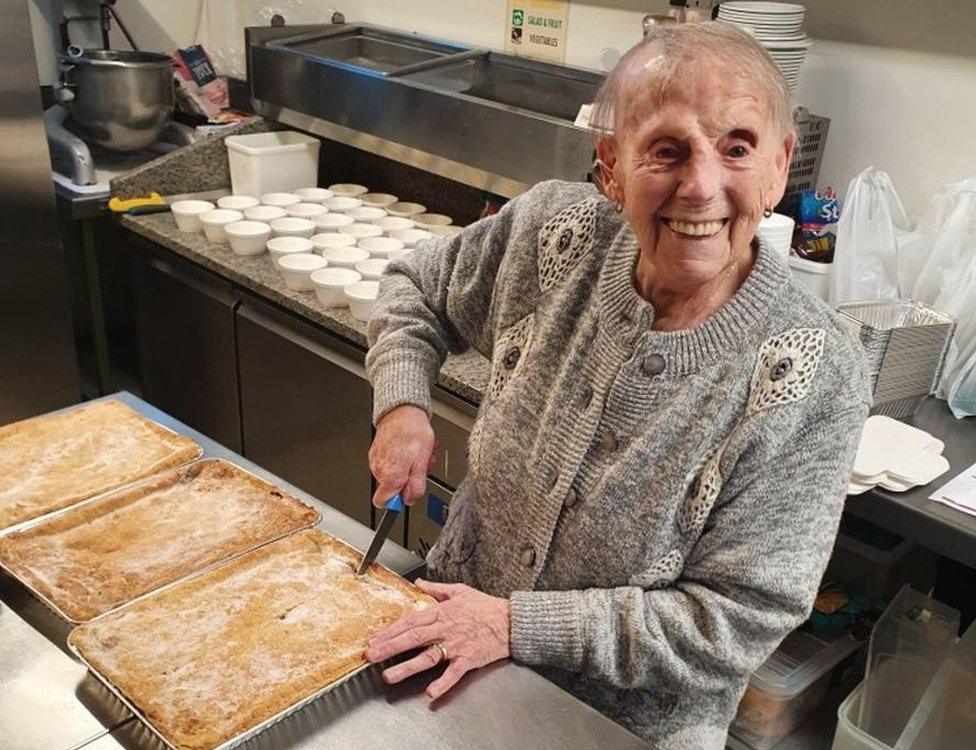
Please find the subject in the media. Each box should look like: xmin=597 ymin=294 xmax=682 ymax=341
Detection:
xmin=69 ymin=637 xmax=373 ymax=750
xmin=0 ymin=459 xmax=320 ymax=625
xmin=0 ymin=403 xmax=204 ymax=538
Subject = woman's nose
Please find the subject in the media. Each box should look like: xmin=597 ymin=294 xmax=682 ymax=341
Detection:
xmin=675 ymin=152 xmax=722 ymax=204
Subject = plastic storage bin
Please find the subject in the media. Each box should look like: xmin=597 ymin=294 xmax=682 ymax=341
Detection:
xmin=788 ymin=253 xmax=831 ymax=300
xmin=731 ymin=630 xmax=864 ymax=749
xmin=225 ymin=131 xmax=320 ymax=197
xmin=832 ymin=684 xmax=892 ymax=750
xmin=824 ymin=516 xmax=936 ymax=605
xmin=858 ymin=586 xmax=959 ymax=746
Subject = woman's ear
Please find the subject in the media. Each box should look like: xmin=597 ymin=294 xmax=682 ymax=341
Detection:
xmin=768 ymin=132 xmax=795 ymax=206
xmin=595 ymin=137 xmax=623 ymax=205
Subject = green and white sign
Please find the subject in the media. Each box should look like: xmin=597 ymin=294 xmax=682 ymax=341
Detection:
xmin=505 ymin=0 xmax=569 ymax=62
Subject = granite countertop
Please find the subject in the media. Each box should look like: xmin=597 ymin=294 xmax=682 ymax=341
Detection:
xmin=120 ymin=213 xmax=490 ymax=405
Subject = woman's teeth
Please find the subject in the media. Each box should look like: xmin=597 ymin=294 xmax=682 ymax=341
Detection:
xmin=664 ymin=219 xmax=726 ymax=237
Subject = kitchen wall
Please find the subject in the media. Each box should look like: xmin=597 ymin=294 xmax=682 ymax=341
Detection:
xmin=30 ymin=0 xmax=976 ymax=216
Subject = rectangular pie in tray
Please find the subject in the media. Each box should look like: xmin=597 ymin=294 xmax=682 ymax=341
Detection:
xmin=0 ymin=399 xmax=201 ymax=531
xmin=0 ymin=458 xmax=319 ymax=622
xmin=69 ymin=528 xmax=433 ymax=750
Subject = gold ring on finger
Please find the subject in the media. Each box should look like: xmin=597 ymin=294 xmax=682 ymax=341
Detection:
xmin=435 ymin=643 xmax=449 ymax=663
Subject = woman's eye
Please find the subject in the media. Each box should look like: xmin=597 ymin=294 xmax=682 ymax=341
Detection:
xmin=655 ymin=146 xmax=681 ymax=160
xmin=727 ymin=144 xmax=749 ymax=158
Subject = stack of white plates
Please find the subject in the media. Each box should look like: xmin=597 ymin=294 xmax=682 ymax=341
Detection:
xmin=848 ymin=416 xmax=950 ymax=495
xmin=717 ymin=1 xmax=811 ymax=93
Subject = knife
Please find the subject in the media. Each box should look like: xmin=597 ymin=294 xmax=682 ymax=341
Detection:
xmin=357 ymin=494 xmax=404 ymax=576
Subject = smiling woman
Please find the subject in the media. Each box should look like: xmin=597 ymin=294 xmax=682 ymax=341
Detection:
xmin=363 ymin=21 xmax=872 ymax=750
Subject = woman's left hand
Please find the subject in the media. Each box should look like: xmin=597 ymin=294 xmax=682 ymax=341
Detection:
xmin=365 ymin=579 xmax=511 ymax=699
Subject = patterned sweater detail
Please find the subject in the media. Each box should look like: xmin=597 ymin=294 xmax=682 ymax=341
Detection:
xmin=366 ymin=180 xmax=871 ymax=748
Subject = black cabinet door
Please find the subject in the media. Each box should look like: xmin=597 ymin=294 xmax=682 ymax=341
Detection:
xmin=133 ymin=255 xmax=242 ymax=451
xmin=237 ymin=300 xmax=377 ymax=530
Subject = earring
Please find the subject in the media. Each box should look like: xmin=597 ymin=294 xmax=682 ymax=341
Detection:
xmin=759 ymin=186 xmax=773 ymax=218
xmin=614 ymin=201 xmax=624 ymax=213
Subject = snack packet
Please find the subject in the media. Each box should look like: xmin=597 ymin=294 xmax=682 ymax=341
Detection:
xmin=793 ymin=187 xmax=839 ymax=262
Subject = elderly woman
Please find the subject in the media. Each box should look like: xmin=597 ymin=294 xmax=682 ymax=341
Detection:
xmin=363 ymin=22 xmax=870 ymax=749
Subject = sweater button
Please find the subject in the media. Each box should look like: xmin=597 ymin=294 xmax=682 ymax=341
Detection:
xmin=503 ymin=346 xmax=521 ymax=370
xmin=520 ymin=547 xmax=536 ymax=567
xmin=563 ymin=487 xmax=578 ymax=509
xmin=601 ymin=429 xmax=618 ymax=454
xmin=641 ymin=353 xmax=666 ymax=376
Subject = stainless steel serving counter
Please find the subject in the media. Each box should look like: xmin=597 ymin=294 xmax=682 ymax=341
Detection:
xmin=0 ymin=392 xmax=649 ymax=750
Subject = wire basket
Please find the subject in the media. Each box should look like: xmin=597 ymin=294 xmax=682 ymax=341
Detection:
xmin=837 ymin=301 xmax=955 ymax=419
xmin=776 ymin=110 xmax=830 ymax=217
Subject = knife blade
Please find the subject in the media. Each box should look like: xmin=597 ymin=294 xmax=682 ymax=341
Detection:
xmin=357 ymin=493 xmax=404 ymax=576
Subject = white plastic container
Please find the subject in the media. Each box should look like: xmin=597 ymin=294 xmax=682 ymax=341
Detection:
xmin=788 ymin=254 xmax=832 ymax=300
xmin=323 ymin=196 xmax=363 ymax=214
xmin=832 ymin=684 xmax=890 ymax=750
xmin=276 ymin=253 xmax=327 ymax=291
xmin=226 ymin=131 xmax=320 ymax=197
xmin=199 ymin=209 xmax=244 ymax=243
xmin=311 ymin=267 xmax=361 ymax=307
xmin=428 ymin=224 xmax=462 ymax=237
xmin=260 ymin=192 xmax=301 ymax=208
xmin=731 ymin=630 xmax=864 ymax=750
xmin=328 ymin=183 xmax=368 ymax=197
xmin=344 ymin=280 xmax=380 ymax=321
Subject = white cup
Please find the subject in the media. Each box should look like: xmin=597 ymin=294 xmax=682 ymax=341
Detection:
xmin=295 ymin=187 xmax=334 ymax=204
xmin=244 ymin=205 xmax=287 ymax=222
xmin=358 ymin=236 xmax=405 ymax=259
xmin=224 ymin=220 xmax=272 ymax=256
xmin=344 ymin=280 xmax=380 ymax=322
xmin=267 ymin=236 xmax=314 ymax=260
xmin=269 ymin=217 xmax=316 ymax=239
xmin=311 ymin=267 xmax=362 ymax=307
xmin=310 ymin=232 xmax=357 ymax=253
xmin=260 ymin=192 xmax=301 ymax=208
xmin=323 ymin=196 xmax=364 ymax=213
xmin=320 ymin=246 xmax=370 ymax=269
xmin=347 ymin=206 xmax=388 ymax=224
xmin=285 ymin=202 xmax=328 ymax=220
xmin=314 ymin=212 xmax=355 ymax=232
xmin=276 ymin=253 xmax=327 ymax=291
xmin=344 ymin=222 xmax=384 ymax=240
xmin=200 ymin=209 xmax=244 ymax=242
xmin=388 ymin=228 xmax=433 ymax=247
xmin=217 ymin=195 xmax=260 ymax=211
xmin=328 ymin=183 xmax=369 ymax=197
xmin=171 ymin=200 xmax=216 ymax=232
xmin=354 ymin=258 xmax=390 ymax=280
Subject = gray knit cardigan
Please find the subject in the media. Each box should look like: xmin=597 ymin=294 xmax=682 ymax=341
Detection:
xmin=366 ymin=180 xmax=871 ymax=748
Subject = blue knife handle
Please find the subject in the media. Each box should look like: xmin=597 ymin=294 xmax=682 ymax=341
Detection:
xmin=384 ymin=493 xmax=404 ymax=513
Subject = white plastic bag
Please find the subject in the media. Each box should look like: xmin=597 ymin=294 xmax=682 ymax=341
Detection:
xmin=830 ymin=167 xmax=911 ymax=304
xmin=900 ymin=178 xmax=976 ymax=417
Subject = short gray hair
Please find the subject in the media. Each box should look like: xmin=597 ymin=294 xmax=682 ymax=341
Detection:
xmin=592 ymin=21 xmax=795 ymax=141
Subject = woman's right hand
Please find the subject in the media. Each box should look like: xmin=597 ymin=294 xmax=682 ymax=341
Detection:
xmin=369 ymin=405 xmax=436 ymax=507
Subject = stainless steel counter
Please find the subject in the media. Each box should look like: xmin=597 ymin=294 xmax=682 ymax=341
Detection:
xmin=0 ymin=392 xmax=649 ymax=750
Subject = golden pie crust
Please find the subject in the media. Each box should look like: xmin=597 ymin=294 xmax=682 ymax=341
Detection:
xmin=0 ymin=459 xmax=319 ymax=622
xmin=69 ymin=529 xmax=434 ymax=750
xmin=0 ymin=400 xmax=200 ymax=531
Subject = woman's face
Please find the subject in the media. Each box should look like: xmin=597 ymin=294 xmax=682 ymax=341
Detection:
xmin=598 ymin=60 xmax=794 ymax=291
